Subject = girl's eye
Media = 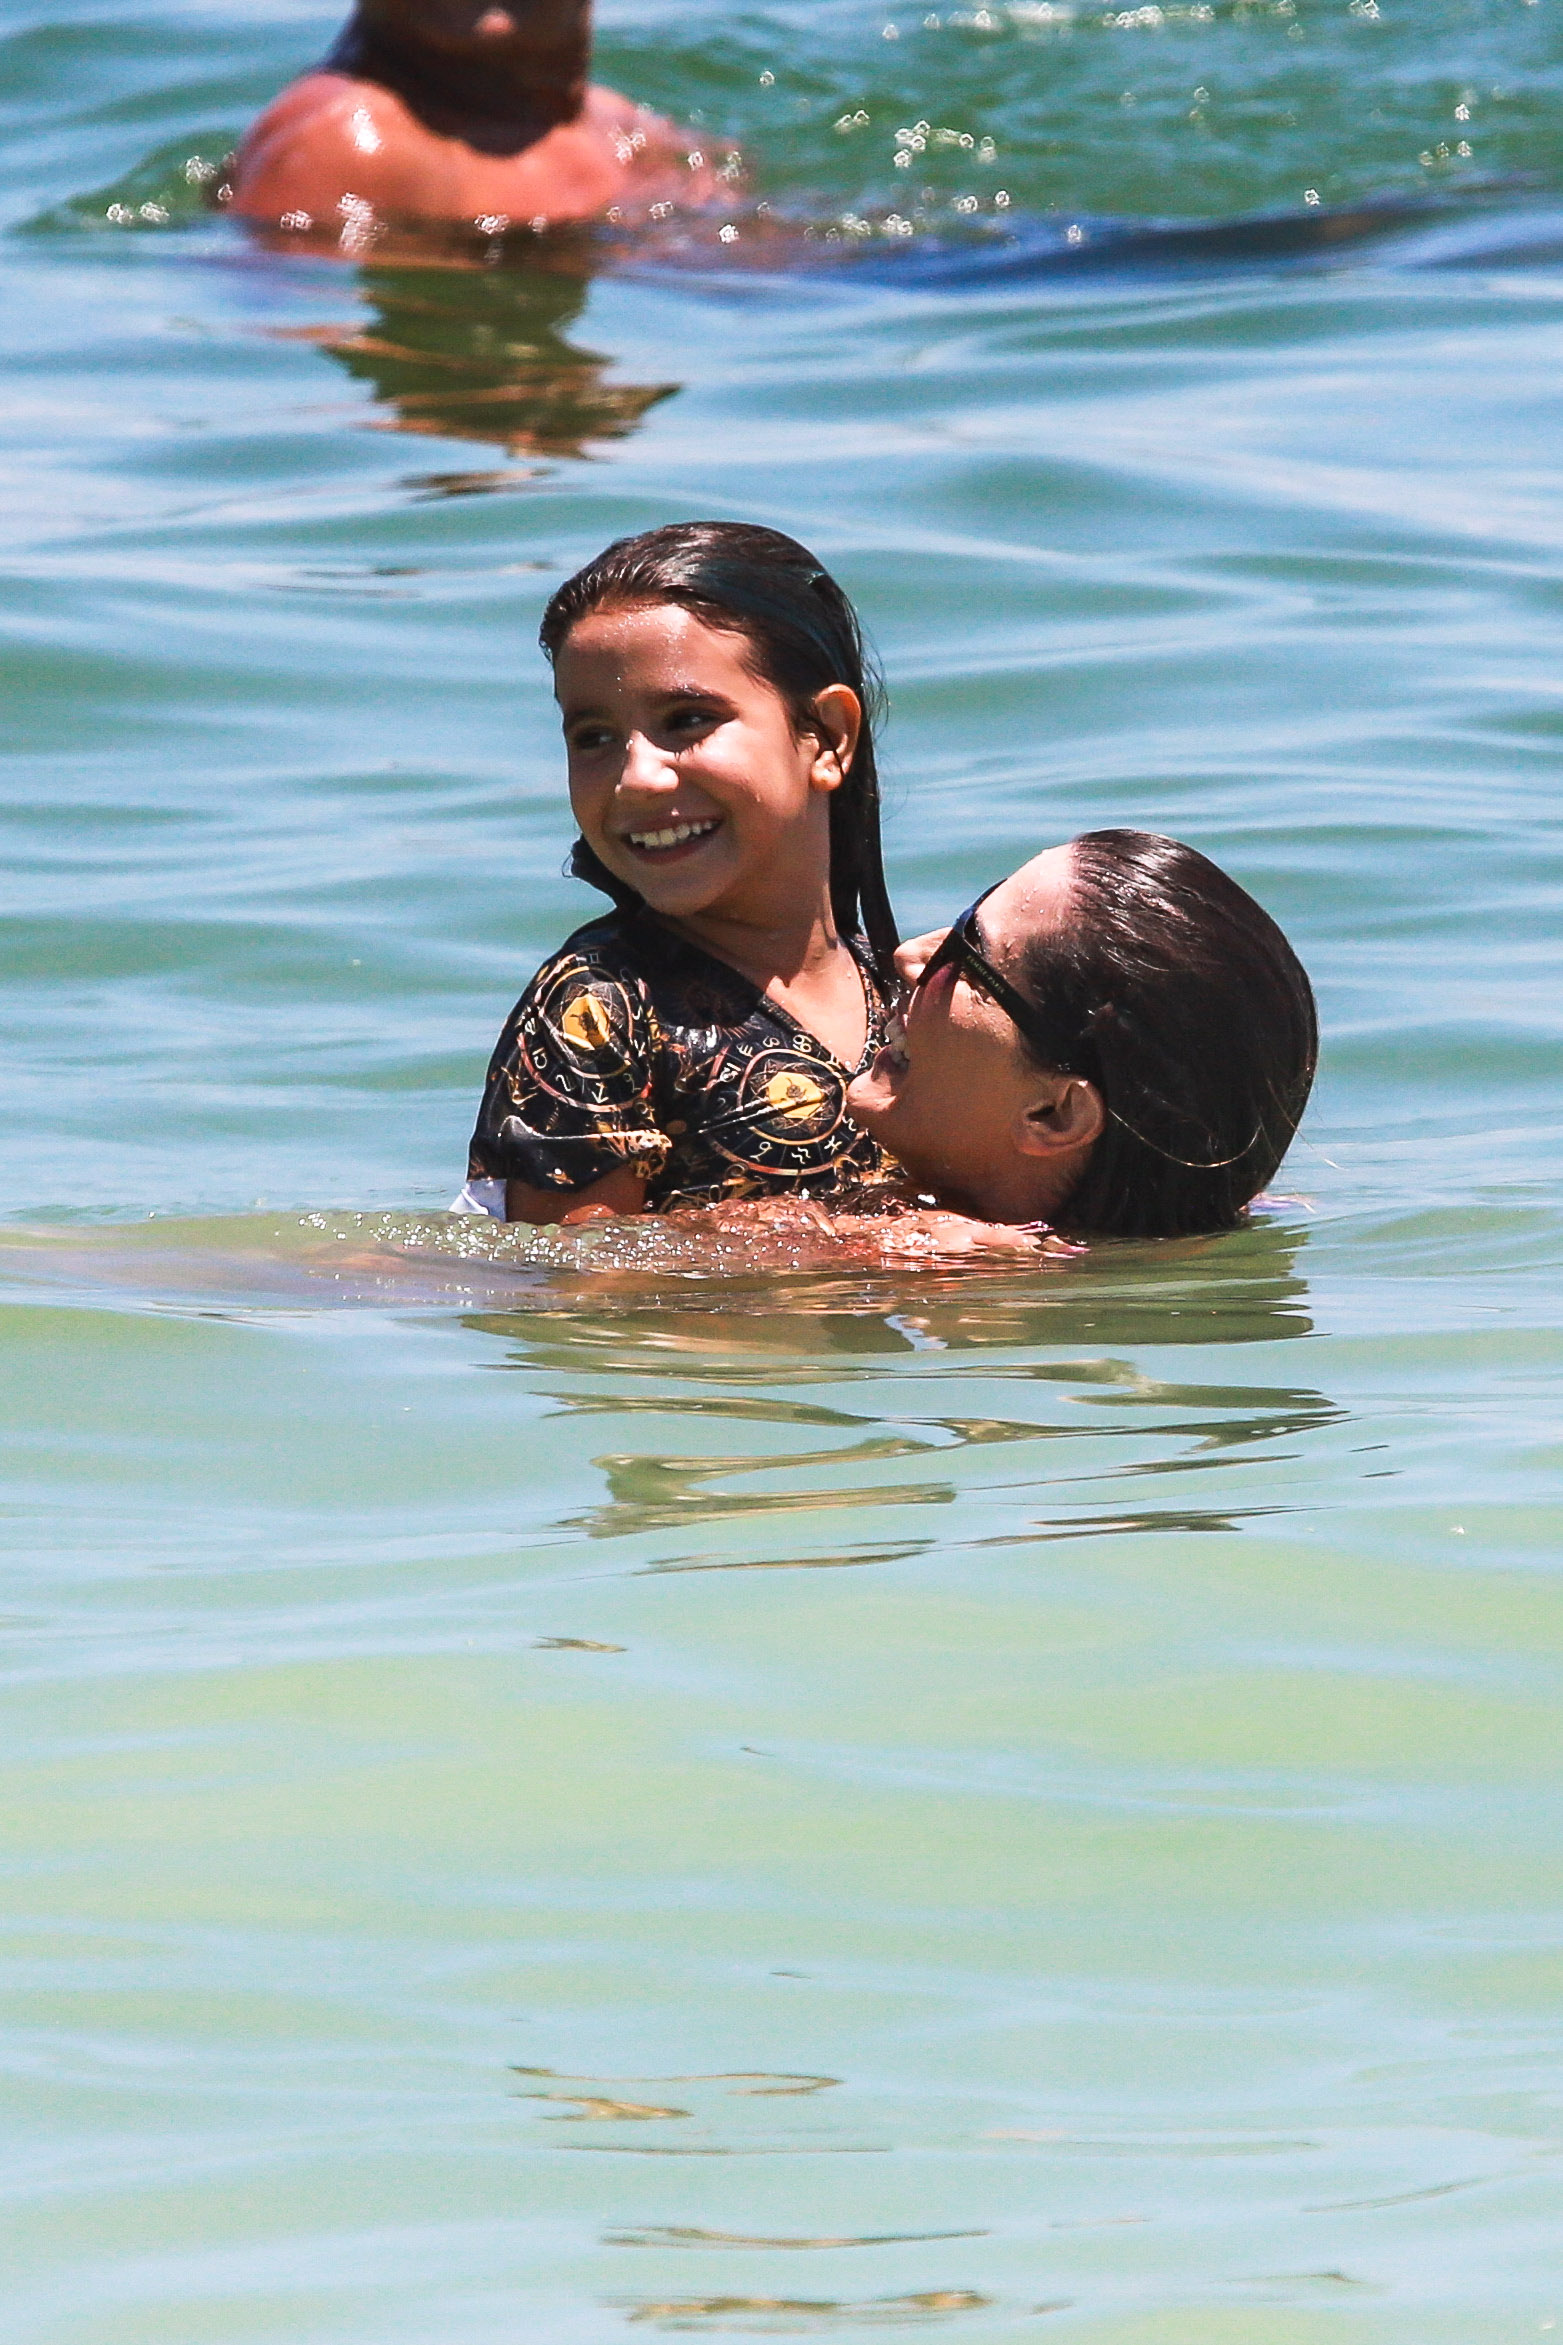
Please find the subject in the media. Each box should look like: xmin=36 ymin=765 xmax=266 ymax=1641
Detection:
xmin=567 ymin=723 xmax=616 ymax=753
xmin=666 ymin=703 xmax=718 ymax=736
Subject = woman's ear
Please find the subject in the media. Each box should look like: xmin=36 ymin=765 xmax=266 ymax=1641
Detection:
xmin=806 ymin=684 xmax=862 ymax=793
xmin=1012 ymin=1075 xmax=1107 ymax=1161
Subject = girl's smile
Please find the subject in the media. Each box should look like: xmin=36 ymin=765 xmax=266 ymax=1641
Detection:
xmin=621 ymin=813 xmax=721 ymax=858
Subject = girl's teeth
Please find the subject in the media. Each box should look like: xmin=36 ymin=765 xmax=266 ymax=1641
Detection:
xmin=628 ymin=818 xmax=718 ymax=850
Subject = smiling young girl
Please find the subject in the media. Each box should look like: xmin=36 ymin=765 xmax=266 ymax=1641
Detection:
xmin=459 ymin=522 xmax=902 ymax=1222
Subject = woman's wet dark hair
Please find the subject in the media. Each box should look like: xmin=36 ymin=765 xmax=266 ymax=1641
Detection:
xmin=538 ymin=521 xmax=899 ymax=979
xmin=1016 ymin=829 xmax=1317 ymax=1238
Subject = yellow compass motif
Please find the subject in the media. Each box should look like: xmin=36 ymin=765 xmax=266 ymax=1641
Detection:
xmin=560 ymin=991 xmax=616 ymax=1053
xmin=763 ymin=1069 xmax=827 ymax=1125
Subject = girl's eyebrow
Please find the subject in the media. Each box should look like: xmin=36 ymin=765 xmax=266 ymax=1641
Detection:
xmin=558 ymin=677 xmax=740 ymax=718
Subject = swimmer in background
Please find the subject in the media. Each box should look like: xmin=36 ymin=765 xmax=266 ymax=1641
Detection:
xmin=228 ymin=0 xmax=731 ymax=235
xmin=458 ymin=522 xmax=904 ymax=1224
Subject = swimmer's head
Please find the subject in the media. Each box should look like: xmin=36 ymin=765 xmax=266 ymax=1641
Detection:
xmin=540 ymin=523 xmax=898 ymax=978
xmin=341 ymin=0 xmax=591 ymax=125
xmin=848 ymin=831 xmax=1316 ymax=1237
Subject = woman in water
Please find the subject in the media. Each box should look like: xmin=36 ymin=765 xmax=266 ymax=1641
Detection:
xmin=635 ymin=825 xmax=1317 ymax=1262
xmin=843 ymin=827 xmax=1318 ymax=1242
xmin=460 ymin=522 xmax=903 ymax=1223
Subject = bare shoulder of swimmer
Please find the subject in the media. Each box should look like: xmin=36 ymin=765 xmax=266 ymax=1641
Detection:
xmin=230 ymin=76 xmax=430 ymax=222
xmin=228 ymin=0 xmax=733 ymax=228
xmin=230 ymin=76 xmax=725 ymax=225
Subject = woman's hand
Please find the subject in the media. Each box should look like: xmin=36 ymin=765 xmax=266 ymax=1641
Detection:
xmin=863 ymin=1208 xmax=1051 ymax=1261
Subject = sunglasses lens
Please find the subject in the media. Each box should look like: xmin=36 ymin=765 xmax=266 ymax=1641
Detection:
xmin=919 ymin=901 xmax=1089 ymax=1077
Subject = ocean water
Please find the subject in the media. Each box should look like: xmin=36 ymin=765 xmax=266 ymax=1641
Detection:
xmin=3 ymin=3 xmax=1563 ymax=2339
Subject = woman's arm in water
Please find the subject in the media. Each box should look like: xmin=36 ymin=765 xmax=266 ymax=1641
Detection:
xmin=664 ymin=1195 xmax=1077 ymax=1265
xmin=502 ymin=1183 xmax=1055 ymax=1256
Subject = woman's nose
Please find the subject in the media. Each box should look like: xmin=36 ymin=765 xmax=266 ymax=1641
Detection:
xmin=895 ymin=927 xmax=949 ymax=987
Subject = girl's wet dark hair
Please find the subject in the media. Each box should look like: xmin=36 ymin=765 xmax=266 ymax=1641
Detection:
xmin=539 ymin=522 xmax=899 ymax=979
xmin=1016 ymin=829 xmax=1317 ymax=1238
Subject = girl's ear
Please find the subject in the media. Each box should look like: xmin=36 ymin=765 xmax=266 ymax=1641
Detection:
xmin=806 ymin=684 xmax=862 ymax=793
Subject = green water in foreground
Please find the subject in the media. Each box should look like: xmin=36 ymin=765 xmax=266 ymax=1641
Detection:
xmin=3 ymin=2 xmax=1563 ymax=2337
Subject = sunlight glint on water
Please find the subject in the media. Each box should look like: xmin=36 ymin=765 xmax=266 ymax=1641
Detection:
xmin=1 ymin=3 xmax=1562 ymax=2339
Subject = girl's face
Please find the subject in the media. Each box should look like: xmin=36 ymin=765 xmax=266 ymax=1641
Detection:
xmin=554 ymin=603 xmax=859 ymax=929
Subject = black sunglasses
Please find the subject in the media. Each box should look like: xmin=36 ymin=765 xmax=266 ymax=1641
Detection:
xmin=916 ymin=884 xmax=1099 ymax=1081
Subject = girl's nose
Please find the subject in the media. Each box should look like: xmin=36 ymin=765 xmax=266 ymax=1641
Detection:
xmin=619 ymin=730 xmax=678 ymax=788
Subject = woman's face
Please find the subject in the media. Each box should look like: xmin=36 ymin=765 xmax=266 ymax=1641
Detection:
xmin=555 ymin=602 xmax=859 ymax=929
xmin=847 ymin=847 xmax=1081 ymax=1206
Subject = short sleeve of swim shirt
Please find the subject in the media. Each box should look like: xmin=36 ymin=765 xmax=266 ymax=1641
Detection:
xmin=466 ymin=931 xmax=671 ymax=1199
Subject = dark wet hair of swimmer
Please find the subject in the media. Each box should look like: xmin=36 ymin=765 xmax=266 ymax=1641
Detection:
xmin=328 ymin=0 xmax=592 ymax=132
xmin=851 ymin=830 xmax=1317 ymax=1240
xmin=539 ymin=520 xmax=900 ymax=982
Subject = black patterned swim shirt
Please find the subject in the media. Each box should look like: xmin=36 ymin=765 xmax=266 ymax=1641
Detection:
xmin=466 ymin=907 xmax=898 ymax=1210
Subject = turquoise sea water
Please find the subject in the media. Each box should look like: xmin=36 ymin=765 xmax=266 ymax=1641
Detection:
xmin=4 ymin=3 xmax=1563 ymax=2338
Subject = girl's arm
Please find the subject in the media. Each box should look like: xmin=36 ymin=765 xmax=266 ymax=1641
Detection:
xmin=505 ymin=1164 xmax=647 ymax=1224
xmin=468 ymin=947 xmax=665 ymax=1220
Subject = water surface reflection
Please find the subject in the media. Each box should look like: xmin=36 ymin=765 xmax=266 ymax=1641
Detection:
xmin=0 ymin=1209 xmax=1315 ymax=1342
xmin=284 ymin=257 xmax=677 ymax=457
xmin=462 ymin=1217 xmax=1316 ymax=1364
